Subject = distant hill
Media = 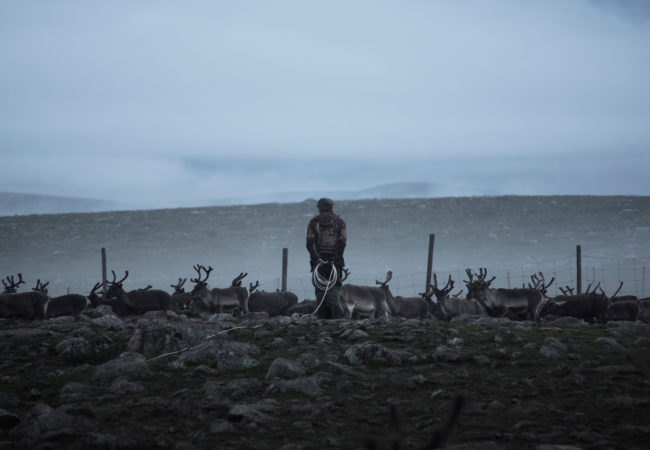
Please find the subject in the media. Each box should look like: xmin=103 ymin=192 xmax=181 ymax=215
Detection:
xmin=0 ymin=182 xmax=496 ymax=215
xmin=0 ymin=193 xmax=120 ymax=216
xmin=205 ymin=182 xmax=498 ymax=206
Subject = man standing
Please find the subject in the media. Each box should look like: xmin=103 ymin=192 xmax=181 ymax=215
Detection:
xmin=306 ymin=198 xmax=347 ymax=318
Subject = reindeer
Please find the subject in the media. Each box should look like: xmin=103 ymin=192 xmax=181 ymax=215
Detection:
xmin=87 ymin=282 xmax=106 ymax=308
xmin=339 ymin=270 xmax=390 ymax=319
xmin=189 ymin=266 xmax=250 ymax=316
xmin=376 ymin=271 xmax=429 ymax=319
xmin=638 ymin=298 xmax=650 ymax=323
xmin=211 ymin=272 xmax=250 ymax=315
xmin=601 ymin=282 xmax=641 ymax=322
xmin=104 ymin=271 xmax=171 ymax=316
xmin=169 ymin=277 xmax=192 ymax=312
xmin=464 ymin=268 xmax=551 ymax=321
xmin=0 ymin=276 xmax=48 ymax=320
xmin=33 ymin=279 xmax=94 ymax=318
xmin=427 ymin=274 xmax=486 ymax=320
xmin=540 ymin=282 xmax=610 ymax=323
xmin=187 ymin=264 xmax=215 ymax=315
xmin=247 ymin=281 xmax=299 ymax=316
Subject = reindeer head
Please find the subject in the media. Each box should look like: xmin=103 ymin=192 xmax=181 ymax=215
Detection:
xmin=170 ymin=277 xmax=187 ymax=295
xmin=88 ymin=282 xmax=105 ymax=308
xmin=463 ymin=268 xmax=495 ymax=299
xmin=105 ymin=270 xmax=129 ymax=298
xmin=375 ymin=271 xmax=393 ymax=291
xmin=431 ymin=273 xmax=454 ymax=302
xmin=527 ymin=272 xmax=555 ymax=296
xmin=190 ymin=265 xmax=212 ymax=294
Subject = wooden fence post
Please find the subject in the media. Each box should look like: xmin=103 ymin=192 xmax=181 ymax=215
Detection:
xmin=425 ymin=234 xmax=435 ymax=294
xmin=507 ymin=271 xmax=511 ymax=289
xmin=101 ymin=247 xmax=107 ymax=294
xmin=576 ymin=245 xmax=582 ymax=295
xmin=281 ymin=248 xmax=288 ymax=292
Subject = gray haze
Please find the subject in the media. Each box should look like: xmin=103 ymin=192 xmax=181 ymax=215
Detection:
xmin=1 ymin=1 xmax=649 ymax=208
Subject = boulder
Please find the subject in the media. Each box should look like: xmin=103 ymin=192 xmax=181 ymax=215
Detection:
xmin=127 ymin=317 xmax=205 ymax=357
xmin=228 ymin=399 xmax=281 ymax=424
xmin=344 ymin=343 xmax=401 ymax=366
xmin=223 ymin=378 xmax=263 ymax=400
xmin=176 ymin=340 xmax=260 ymax=371
xmin=55 ymin=337 xmax=93 ymax=363
xmin=265 ymin=358 xmax=306 ymax=380
xmin=271 ymin=377 xmax=324 ymax=398
xmin=434 ymin=345 xmax=463 ymax=362
xmin=594 ymin=336 xmax=626 ymax=353
xmin=296 ymin=352 xmax=321 ymax=371
xmin=494 ymin=328 xmax=522 ymax=344
xmin=108 ymin=378 xmax=146 ymax=395
xmin=58 ymin=382 xmax=93 ymax=403
xmin=10 ymin=403 xmax=89 ymax=442
xmin=89 ymin=314 xmax=125 ymax=329
xmin=539 ymin=337 xmax=567 ymax=359
xmin=92 ymin=352 xmax=152 ymax=382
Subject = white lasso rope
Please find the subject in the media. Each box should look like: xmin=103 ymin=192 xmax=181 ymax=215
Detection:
xmin=147 ymin=324 xmax=262 ymax=362
xmin=310 ymin=260 xmax=338 ymax=315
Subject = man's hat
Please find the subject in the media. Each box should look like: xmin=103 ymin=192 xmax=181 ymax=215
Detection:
xmin=317 ymin=198 xmax=334 ymax=212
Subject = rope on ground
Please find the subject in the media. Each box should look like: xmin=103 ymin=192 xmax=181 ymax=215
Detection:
xmin=147 ymin=324 xmax=263 ymax=362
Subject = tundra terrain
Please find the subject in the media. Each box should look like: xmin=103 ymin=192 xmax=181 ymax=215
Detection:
xmin=1 ymin=310 xmax=649 ymax=449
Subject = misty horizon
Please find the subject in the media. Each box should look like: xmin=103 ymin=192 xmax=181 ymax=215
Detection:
xmin=2 ymin=1 xmax=649 ymax=206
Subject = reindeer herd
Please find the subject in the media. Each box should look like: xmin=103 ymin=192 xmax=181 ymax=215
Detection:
xmin=1 ymin=266 xmax=649 ymax=323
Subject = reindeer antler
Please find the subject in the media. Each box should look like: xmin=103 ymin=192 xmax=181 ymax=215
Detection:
xmin=171 ymin=277 xmax=187 ymax=293
xmin=464 ymin=268 xmax=474 ymax=284
xmin=111 ymin=270 xmax=129 ymax=285
xmin=587 ymin=282 xmax=601 ymax=296
xmin=2 ymin=273 xmax=25 ymax=294
xmin=90 ymin=282 xmax=102 ymax=295
xmin=376 ymin=271 xmax=393 ymax=287
xmin=33 ymin=279 xmax=50 ymax=293
xmin=432 ymin=273 xmax=454 ymax=296
xmin=191 ymin=265 xmax=213 ymax=284
xmin=249 ymin=280 xmax=260 ymax=293
xmin=559 ymin=286 xmax=574 ymax=296
xmin=528 ymin=272 xmax=554 ymax=294
xmin=480 ymin=268 xmax=496 ymax=287
xmin=341 ymin=268 xmax=350 ymax=282
xmin=231 ymin=272 xmax=247 ymax=287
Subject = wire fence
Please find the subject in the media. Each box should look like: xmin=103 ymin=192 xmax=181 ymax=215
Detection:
xmin=262 ymin=254 xmax=650 ymax=301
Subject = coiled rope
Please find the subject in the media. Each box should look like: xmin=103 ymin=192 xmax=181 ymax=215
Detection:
xmin=310 ymin=260 xmax=338 ymax=315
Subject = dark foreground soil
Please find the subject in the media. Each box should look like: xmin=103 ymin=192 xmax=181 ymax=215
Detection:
xmin=1 ymin=308 xmax=649 ymax=449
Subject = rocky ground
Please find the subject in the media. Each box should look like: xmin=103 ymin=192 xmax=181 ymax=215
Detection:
xmin=1 ymin=307 xmax=649 ymax=449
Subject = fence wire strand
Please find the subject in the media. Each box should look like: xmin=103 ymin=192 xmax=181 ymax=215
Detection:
xmin=280 ymin=254 xmax=649 ymax=300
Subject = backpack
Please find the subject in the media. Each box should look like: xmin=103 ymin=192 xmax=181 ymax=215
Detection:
xmin=315 ymin=214 xmax=339 ymax=252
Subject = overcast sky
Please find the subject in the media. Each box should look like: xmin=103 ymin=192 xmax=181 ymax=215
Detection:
xmin=1 ymin=0 xmax=649 ymax=206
